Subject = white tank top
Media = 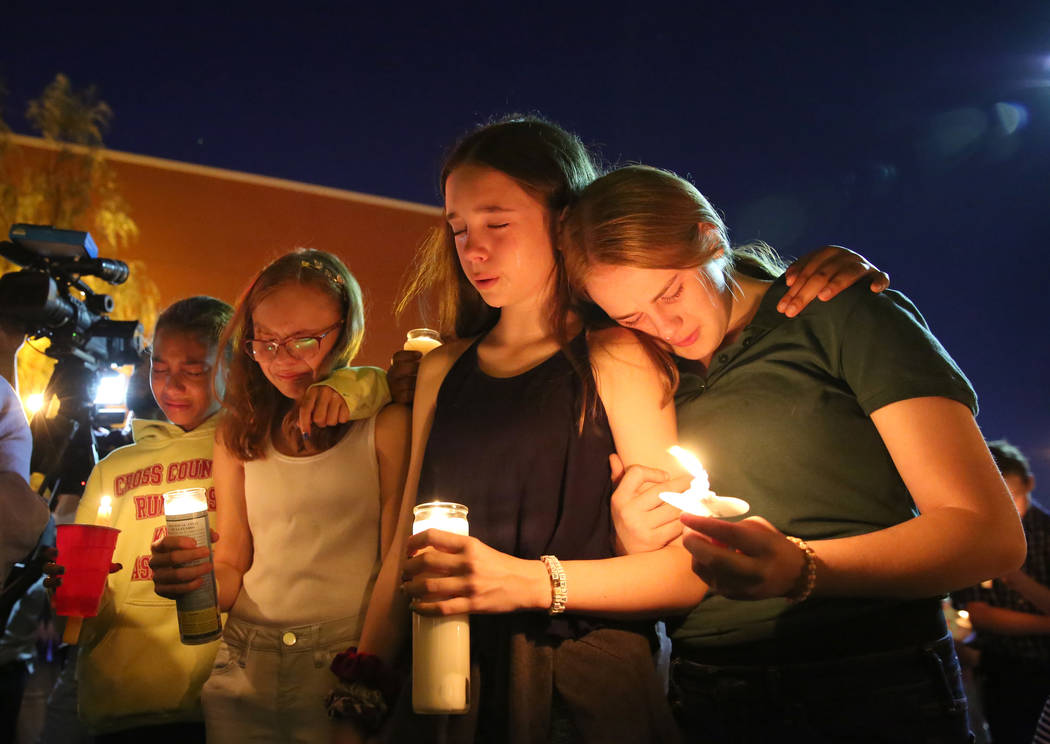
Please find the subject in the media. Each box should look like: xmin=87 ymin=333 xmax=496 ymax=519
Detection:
xmin=233 ymin=414 xmax=381 ymax=630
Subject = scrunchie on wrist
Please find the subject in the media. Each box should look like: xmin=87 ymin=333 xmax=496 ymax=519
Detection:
xmin=324 ymin=647 xmax=401 ymax=730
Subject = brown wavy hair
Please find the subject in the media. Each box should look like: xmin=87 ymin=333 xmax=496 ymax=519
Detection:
xmin=562 ymin=165 xmax=787 ymax=402
xmin=216 ymin=249 xmax=365 ymax=461
xmin=396 ymin=114 xmax=599 ymax=344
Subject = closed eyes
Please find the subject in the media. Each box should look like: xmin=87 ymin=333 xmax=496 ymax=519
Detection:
xmin=450 ymin=222 xmax=510 ymax=241
xmin=661 ymin=284 xmax=684 ymax=303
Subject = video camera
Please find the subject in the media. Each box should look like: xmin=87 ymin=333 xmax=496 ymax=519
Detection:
xmin=0 ymin=224 xmax=149 ymax=633
xmin=0 ymin=224 xmax=146 ymax=497
xmin=0 ymin=224 xmax=143 ymax=367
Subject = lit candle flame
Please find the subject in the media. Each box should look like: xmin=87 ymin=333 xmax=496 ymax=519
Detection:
xmin=163 ymin=488 xmax=209 ymax=516
xmin=660 ymin=446 xmax=749 ymax=518
xmin=97 ymin=495 xmax=113 ymax=527
xmin=668 ymin=445 xmax=710 ymax=491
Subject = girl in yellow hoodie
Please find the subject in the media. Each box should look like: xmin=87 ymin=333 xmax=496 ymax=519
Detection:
xmin=66 ymin=294 xmax=388 ymax=742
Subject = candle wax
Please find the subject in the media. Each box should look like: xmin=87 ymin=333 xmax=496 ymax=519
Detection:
xmin=659 ymin=485 xmax=750 ymax=518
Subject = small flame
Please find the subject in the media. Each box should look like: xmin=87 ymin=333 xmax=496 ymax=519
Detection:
xmin=163 ymin=488 xmax=209 ymax=516
xmin=97 ymin=495 xmax=113 ymax=526
xmin=668 ymin=445 xmax=710 ymax=490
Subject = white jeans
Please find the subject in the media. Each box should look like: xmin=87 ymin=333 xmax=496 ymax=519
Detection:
xmin=201 ymin=615 xmax=358 ymax=744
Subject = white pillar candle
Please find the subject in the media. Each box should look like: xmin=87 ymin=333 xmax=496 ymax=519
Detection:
xmin=412 ymin=501 xmax=470 ymax=714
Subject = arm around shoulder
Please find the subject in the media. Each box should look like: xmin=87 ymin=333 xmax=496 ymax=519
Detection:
xmin=313 ymin=366 xmax=392 ymax=420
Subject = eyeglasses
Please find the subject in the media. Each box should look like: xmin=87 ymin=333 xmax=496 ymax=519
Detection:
xmin=243 ymin=322 xmax=343 ymax=362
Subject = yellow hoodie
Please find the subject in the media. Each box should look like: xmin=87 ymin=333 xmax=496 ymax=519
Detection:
xmin=75 ymin=415 xmax=220 ymax=733
xmin=73 ymin=365 xmax=389 ymax=733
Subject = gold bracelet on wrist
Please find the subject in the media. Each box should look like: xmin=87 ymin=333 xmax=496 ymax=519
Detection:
xmin=785 ymin=536 xmax=817 ymax=603
xmin=540 ymin=555 xmax=567 ymax=615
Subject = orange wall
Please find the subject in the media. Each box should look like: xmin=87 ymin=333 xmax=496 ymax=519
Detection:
xmin=12 ymin=137 xmax=443 ymax=368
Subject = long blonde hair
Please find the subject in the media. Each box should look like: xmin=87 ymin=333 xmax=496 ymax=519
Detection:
xmin=217 ymin=249 xmax=365 ymax=461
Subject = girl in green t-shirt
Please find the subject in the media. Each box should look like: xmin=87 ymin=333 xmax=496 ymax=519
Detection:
xmin=563 ymin=163 xmax=1026 ymax=743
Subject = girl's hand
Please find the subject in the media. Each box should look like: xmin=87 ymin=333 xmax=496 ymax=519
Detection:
xmin=150 ymin=530 xmax=219 ymax=598
xmin=779 ymin=245 xmax=890 ymax=317
xmin=680 ymin=514 xmax=806 ymax=600
xmin=387 ymin=350 xmax=422 ymax=405
xmin=42 ymin=546 xmax=122 ymax=591
xmin=295 ymin=385 xmax=351 ymax=439
xmin=41 ymin=547 xmax=63 ymax=590
xmin=401 ymin=529 xmax=549 ymax=615
xmin=609 ymin=454 xmax=685 ymax=554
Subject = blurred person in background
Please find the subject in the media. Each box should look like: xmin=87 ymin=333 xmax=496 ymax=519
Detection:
xmin=0 ymin=319 xmax=49 ymax=585
xmin=952 ymin=440 xmax=1047 ymax=744
xmin=0 ymin=317 xmax=50 ymax=743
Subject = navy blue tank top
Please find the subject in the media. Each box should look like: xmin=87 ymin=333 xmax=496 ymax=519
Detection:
xmin=418 ymin=332 xmax=616 ymax=636
xmin=411 ymin=333 xmax=662 ymax=742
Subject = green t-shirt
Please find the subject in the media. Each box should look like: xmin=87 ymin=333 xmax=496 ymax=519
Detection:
xmin=672 ymin=275 xmax=976 ymax=652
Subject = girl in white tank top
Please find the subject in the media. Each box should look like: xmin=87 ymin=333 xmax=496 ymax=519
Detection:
xmin=151 ymin=250 xmax=410 ymax=744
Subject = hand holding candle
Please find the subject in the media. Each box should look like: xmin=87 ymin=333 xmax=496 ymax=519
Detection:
xmin=163 ymin=488 xmax=222 ymax=644
xmin=404 ymin=328 xmax=442 ymax=355
xmin=410 ymin=501 xmax=470 ymax=714
xmin=680 ymin=513 xmax=810 ymax=600
xmin=659 ymin=446 xmax=749 ymax=518
xmin=667 ymin=450 xmax=814 ymax=601
xmin=386 ymin=329 xmax=442 ymax=405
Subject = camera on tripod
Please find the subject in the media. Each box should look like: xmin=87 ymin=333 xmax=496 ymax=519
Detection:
xmin=0 ymin=224 xmax=144 ymax=367
xmin=0 ymin=223 xmax=146 ymax=498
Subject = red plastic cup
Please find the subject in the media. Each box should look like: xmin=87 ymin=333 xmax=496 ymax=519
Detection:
xmin=53 ymin=524 xmax=120 ymax=618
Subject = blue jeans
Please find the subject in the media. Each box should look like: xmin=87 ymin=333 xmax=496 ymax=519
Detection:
xmin=671 ymin=634 xmax=972 ymax=743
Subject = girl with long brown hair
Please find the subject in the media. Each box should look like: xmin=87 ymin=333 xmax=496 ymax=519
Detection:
xmin=346 ymin=116 xmax=887 ymax=744
xmin=153 ymin=249 xmax=410 ymax=743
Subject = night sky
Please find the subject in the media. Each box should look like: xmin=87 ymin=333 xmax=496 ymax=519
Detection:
xmin=5 ymin=2 xmax=1050 ymax=494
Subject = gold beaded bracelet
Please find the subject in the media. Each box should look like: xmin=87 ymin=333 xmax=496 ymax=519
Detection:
xmin=540 ymin=555 xmax=567 ymax=615
xmin=785 ymin=536 xmax=817 ymax=603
